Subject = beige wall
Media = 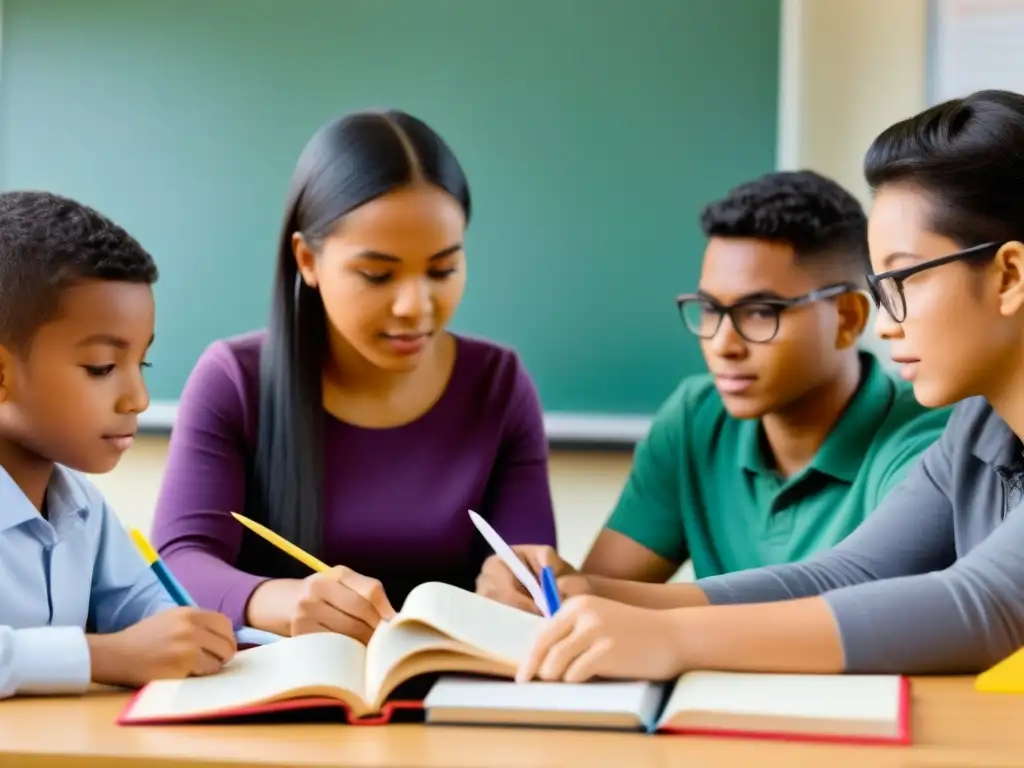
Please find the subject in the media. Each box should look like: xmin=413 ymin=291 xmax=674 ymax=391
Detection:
xmin=778 ymin=0 xmax=928 ymax=364
xmin=88 ymin=1 xmax=930 ymax=575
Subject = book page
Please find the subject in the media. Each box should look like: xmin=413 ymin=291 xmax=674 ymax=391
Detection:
xmin=658 ymin=672 xmax=902 ymax=731
xmin=394 ymin=581 xmax=545 ymax=662
xmin=363 ymin=582 xmax=545 ymax=704
xmin=125 ymin=632 xmax=369 ymax=721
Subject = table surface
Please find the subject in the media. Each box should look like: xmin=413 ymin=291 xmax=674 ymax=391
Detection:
xmin=1 ymin=676 xmax=1023 ymax=768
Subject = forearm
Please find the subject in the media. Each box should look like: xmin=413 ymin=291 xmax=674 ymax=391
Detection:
xmin=698 ymin=549 xmax=886 ymax=606
xmin=589 ymin=576 xmax=710 ymax=609
xmin=244 ymin=578 xmax=303 ymax=636
xmin=671 ymin=596 xmax=845 ymax=673
xmin=823 ymin=570 xmax=1023 ymax=674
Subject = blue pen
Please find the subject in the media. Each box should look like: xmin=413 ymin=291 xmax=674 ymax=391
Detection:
xmin=128 ymin=527 xmax=283 ymax=646
xmin=540 ymin=566 xmax=561 ymax=615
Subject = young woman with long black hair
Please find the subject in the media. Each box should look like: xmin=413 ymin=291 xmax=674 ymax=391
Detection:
xmin=151 ymin=111 xmax=556 ymax=642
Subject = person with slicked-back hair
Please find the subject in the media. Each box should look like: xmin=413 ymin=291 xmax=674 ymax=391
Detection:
xmin=496 ymin=90 xmax=1024 ymax=684
xmin=150 ymin=110 xmax=556 ymax=647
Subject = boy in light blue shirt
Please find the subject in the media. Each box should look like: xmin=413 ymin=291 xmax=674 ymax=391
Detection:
xmin=0 ymin=190 xmax=235 ymax=699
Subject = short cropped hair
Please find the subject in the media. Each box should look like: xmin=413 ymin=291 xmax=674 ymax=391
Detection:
xmin=699 ymin=170 xmax=869 ymax=278
xmin=0 ymin=190 xmax=158 ymax=350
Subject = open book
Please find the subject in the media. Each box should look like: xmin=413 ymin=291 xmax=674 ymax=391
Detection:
xmin=425 ymin=672 xmax=911 ymax=744
xmin=118 ymin=581 xmax=545 ymax=725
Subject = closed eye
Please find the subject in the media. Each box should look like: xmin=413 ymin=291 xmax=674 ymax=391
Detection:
xmin=359 ymin=271 xmax=392 ymax=285
xmin=83 ymin=364 xmax=115 ymax=377
xmin=428 ymin=268 xmax=458 ymax=280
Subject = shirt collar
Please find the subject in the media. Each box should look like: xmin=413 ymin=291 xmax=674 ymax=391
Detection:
xmin=739 ymin=351 xmax=896 ymax=483
xmin=0 ymin=464 xmax=90 ymax=533
xmin=971 ymin=401 xmax=1023 ymax=469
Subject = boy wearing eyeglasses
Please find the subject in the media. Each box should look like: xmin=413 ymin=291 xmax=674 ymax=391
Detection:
xmin=477 ymin=171 xmax=952 ymax=612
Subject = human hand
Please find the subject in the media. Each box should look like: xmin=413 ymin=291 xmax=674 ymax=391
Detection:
xmin=515 ymin=595 xmax=685 ymax=683
xmin=87 ymin=606 xmax=237 ymax=688
xmin=290 ymin=566 xmax=397 ymax=643
xmin=475 ymin=545 xmax=591 ymax=614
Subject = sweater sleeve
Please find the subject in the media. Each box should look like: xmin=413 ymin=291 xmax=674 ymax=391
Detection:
xmin=699 ymin=409 xmax=1024 ymax=673
xmin=697 ymin=433 xmax=957 ymax=605
xmin=479 ymin=359 xmax=558 ymax=548
xmin=150 ymin=342 xmax=269 ymax=627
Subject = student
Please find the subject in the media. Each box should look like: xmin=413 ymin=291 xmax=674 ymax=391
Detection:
xmin=150 ymin=110 xmax=557 ymax=644
xmin=478 ymin=171 xmax=950 ymax=611
xmin=0 ymin=191 xmax=235 ymax=699
xmin=505 ymin=89 xmax=1024 ymax=683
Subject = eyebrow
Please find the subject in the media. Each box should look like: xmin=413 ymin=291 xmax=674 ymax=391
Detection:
xmin=353 ymin=243 xmax=463 ymax=264
xmin=698 ymin=289 xmax=784 ymax=303
xmin=880 ymin=251 xmax=921 ymax=270
xmin=75 ymin=333 xmax=155 ymax=349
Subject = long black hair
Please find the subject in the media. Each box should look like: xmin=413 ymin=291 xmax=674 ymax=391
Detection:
xmin=253 ymin=110 xmax=472 ymax=560
xmin=864 ymin=89 xmax=1024 ymax=248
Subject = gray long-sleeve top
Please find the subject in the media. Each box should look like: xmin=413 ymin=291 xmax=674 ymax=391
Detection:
xmin=698 ymin=395 xmax=1024 ymax=674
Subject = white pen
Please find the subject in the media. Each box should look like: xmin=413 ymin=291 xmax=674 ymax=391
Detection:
xmin=468 ymin=509 xmax=550 ymax=617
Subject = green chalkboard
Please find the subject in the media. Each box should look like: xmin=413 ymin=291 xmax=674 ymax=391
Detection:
xmin=0 ymin=0 xmax=779 ymax=417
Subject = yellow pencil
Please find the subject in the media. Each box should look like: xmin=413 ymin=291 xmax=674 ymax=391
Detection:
xmin=128 ymin=527 xmax=160 ymax=565
xmin=230 ymin=512 xmax=330 ymax=573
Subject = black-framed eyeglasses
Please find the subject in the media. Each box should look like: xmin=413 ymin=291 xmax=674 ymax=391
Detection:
xmin=675 ymin=283 xmax=859 ymax=344
xmin=867 ymin=241 xmax=1001 ymax=323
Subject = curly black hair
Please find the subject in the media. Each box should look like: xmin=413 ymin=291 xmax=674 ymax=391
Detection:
xmin=0 ymin=190 xmax=157 ymax=350
xmin=699 ymin=170 xmax=869 ymax=278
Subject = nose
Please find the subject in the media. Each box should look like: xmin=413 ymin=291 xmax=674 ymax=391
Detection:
xmin=706 ymin=314 xmax=747 ymax=359
xmin=117 ymin=367 xmax=150 ymax=416
xmin=873 ymin=306 xmax=904 ymax=341
xmin=391 ymin=278 xmax=432 ymax=320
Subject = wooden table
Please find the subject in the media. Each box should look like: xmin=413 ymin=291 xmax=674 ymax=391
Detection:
xmin=1 ymin=677 xmax=1023 ymax=768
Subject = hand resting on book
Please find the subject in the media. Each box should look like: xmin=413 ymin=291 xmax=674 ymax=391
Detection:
xmin=516 ymin=595 xmax=684 ymax=683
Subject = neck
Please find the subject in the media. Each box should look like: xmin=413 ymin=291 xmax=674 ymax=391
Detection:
xmin=0 ymin=439 xmax=55 ymax=512
xmin=760 ymin=353 xmax=863 ymax=477
xmin=984 ymin=347 xmax=1024 ymax=443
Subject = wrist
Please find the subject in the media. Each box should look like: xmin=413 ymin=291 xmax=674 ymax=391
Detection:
xmin=245 ymin=578 xmax=302 ymax=635
xmin=663 ymin=608 xmax=700 ymax=673
xmin=86 ymin=633 xmax=125 ymax=687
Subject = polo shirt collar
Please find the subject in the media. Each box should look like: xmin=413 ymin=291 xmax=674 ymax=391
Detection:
xmin=0 ymin=464 xmax=90 ymax=533
xmin=971 ymin=400 xmax=1023 ymax=469
xmin=739 ymin=351 xmax=895 ymax=483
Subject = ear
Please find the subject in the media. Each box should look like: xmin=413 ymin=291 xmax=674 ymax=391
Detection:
xmin=291 ymin=232 xmax=319 ymax=289
xmin=995 ymin=241 xmax=1024 ymax=317
xmin=833 ymin=291 xmax=870 ymax=349
xmin=0 ymin=344 xmax=16 ymax=404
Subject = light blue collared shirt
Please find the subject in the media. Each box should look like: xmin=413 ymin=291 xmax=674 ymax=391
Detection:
xmin=0 ymin=464 xmax=173 ymax=699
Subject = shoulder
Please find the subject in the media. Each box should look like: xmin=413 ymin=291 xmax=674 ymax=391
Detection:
xmin=450 ymin=333 xmax=527 ymax=386
xmin=190 ymin=329 xmax=266 ymax=389
xmin=175 ymin=329 xmax=266 ymax=439
xmin=441 ymin=335 xmax=545 ymax=440
xmin=447 ymin=334 xmax=539 ymax=408
xmin=185 ymin=329 xmax=265 ymax=401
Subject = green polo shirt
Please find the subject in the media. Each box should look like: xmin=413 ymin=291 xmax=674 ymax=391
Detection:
xmin=604 ymin=352 xmax=951 ymax=579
